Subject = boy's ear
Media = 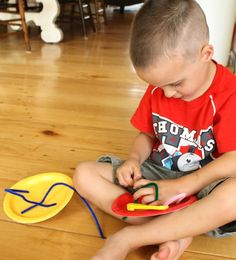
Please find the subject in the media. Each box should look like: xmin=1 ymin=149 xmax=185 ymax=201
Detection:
xmin=200 ymin=44 xmax=214 ymax=62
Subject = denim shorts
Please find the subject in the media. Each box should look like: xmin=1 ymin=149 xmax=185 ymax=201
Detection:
xmin=98 ymin=155 xmax=236 ymax=238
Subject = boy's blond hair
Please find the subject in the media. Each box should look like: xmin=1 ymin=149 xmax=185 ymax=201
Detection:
xmin=130 ymin=0 xmax=209 ymax=68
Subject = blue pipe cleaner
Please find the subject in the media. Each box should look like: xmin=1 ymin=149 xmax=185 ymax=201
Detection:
xmin=5 ymin=183 xmax=105 ymax=239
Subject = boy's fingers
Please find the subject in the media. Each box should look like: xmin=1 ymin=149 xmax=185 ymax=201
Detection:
xmin=133 ymin=178 xmax=149 ymax=189
xmin=133 ymin=187 xmax=153 ymax=200
xmin=117 ymin=170 xmax=127 ymax=186
xmin=149 ymin=200 xmax=164 ymax=206
xmin=123 ymin=173 xmax=134 ymax=186
xmin=117 ymin=170 xmax=133 ymax=187
xmin=119 ymin=178 xmax=130 ymax=187
xmin=133 ymin=167 xmax=142 ymax=180
xmin=141 ymin=194 xmax=156 ymax=204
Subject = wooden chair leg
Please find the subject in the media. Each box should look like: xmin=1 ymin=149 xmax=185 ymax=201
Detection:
xmin=93 ymin=0 xmax=107 ymax=29
xmin=93 ymin=0 xmax=100 ymax=30
xmin=86 ymin=0 xmax=96 ymax=32
xmin=70 ymin=4 xmax=75 ymax=23
xmin=18 ymin=0 xmax=31 ymax=51
xmin=92 ymin=0 xmax=106 ymax=30
xmin=101 ymin=0 xmax=107 ymax=25
xmin=77 ymin=0 xmax=87 ymax=37
xmin=120 ymin=5 xmax=124 ymax=14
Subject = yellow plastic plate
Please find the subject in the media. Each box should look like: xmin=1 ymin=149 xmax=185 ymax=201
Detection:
xmin=3 ymin=172 xmax=74 ymax=224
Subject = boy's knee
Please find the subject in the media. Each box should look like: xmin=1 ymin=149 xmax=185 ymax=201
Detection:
xmin=215 ymin=178 xmax=236 ymax=218
xmin=73 ymin=161 xmax=94 ymax=191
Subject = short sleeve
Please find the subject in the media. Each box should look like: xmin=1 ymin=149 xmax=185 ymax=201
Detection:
xmin=214 ymin=92 xmax=236 ymax=153
xmin=130 ymin=85 xmax=156 ymax=134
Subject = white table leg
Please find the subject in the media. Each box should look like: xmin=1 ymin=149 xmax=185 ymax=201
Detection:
xmin=33 ymin=0 xmax=63 ymax=43
xmin=0 ymin=0 xmax=64 ymax=43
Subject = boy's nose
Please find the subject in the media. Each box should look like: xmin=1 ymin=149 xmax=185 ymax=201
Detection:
xmin=163 ymin=88 xmax=177 ymax=98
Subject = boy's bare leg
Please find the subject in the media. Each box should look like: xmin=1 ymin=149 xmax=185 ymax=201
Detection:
xmin=91 ymin=177 xmax=236 ymax=260
xmin=73 ymin=161 xmax=150 ymax=224
xmin=73 ymin=161 xmax=189 ymax=259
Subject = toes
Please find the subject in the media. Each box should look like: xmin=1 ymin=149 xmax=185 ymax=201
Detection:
xmin=150 ymin=251 xmax=160 ymax=260
xmin=150 ymin=245 xmax=172 ymax=260
xmin=150 ymin=241 xmax=179 ymax=260
xmin=150 ymin=238 xmax=193 ymax=260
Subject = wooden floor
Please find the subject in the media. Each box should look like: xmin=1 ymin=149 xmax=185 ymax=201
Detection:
xmin=0 ymin=5 xmax=236 ymax=260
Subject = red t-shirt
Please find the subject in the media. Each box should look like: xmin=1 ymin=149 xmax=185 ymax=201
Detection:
xmin=131 ymin=63 xmax=236 ymax=172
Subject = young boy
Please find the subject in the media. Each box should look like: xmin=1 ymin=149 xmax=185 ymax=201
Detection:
xmin=73 ymin=0 xmax=236 ymax=259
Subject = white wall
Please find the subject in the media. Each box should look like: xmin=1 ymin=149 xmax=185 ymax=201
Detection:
xmin=196 ymin=0 xmax=236 ymax=65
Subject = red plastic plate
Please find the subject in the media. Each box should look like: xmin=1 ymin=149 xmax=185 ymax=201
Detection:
xmin=112 ymin=192 xmax=197 ymax=217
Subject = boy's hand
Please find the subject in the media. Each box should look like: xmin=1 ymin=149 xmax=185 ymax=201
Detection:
xmin=116 ymin=158 xmax=142 ymax=187
xmin=133 ymin=178 xmax=183 ymax=205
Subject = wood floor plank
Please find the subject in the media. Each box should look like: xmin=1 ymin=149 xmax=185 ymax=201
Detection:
xmin=188 ymin=235 xmax=236 ymax=258
xmin=0 ymin=221 xmax=167 ymax=260
xmin=0 ymin=81 xmax=143 ymax=111
xmin=0 ymin=134 xmax=132 ymax=180
xmin=0 ymin=220 xmax=105 ymax=260
xmin=0 ymin=118 xmax=135 ymax=150
xmin=181 ymin=252 xmax=235 ymax=260
xmin=0 ymin=104 xmax=138 ymax=133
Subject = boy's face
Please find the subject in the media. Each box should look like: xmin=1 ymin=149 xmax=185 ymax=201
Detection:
xmin=136 ymin=54 xmax=212 ymax=102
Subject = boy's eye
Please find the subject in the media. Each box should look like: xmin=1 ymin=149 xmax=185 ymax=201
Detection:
xmin=160 ymin=79 xmax=184 ymax=89
xmin=174 ymin=83 xmax=181 ymax=87
xmin=169 ymin=81 xmax=184 ymax=88
xmin=169 ymin=83 xmax=181 ymax=88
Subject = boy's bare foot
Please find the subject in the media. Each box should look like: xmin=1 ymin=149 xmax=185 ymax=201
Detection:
xmin=150 ymin=237 xmax=192 ymax=260
xmin=91 ymin=235 xmax=129 ymax=260
xmin=91 ymin=230 xmax=192 ymax=260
